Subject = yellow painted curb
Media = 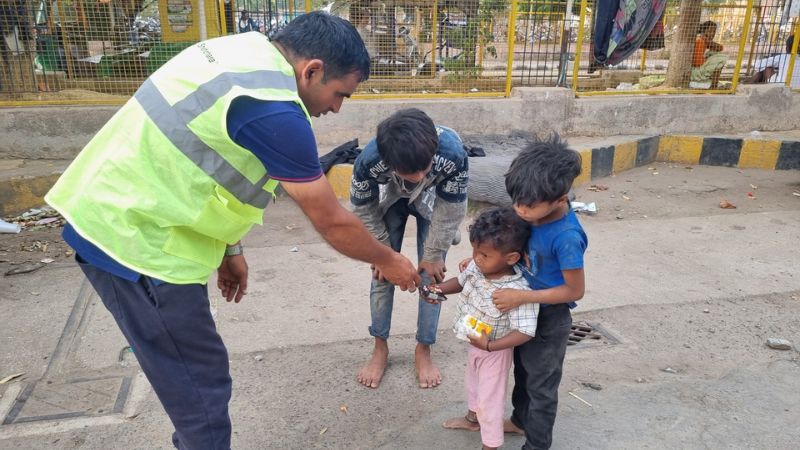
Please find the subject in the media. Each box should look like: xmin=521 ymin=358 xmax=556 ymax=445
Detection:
xmin=326 ymin=164 xmax=353 ymax=200
xmin=613 ymin=141 xmax=637 ymax=173
xmin=574 ymin=149 xmax=593 ymax=186
xmin=657 ymin=136 xmax=703 ymax=165
xmin=738 ymin=140 xmax=781 ymax=169
xmin=0 ymin=174 xmax=62 ymax=217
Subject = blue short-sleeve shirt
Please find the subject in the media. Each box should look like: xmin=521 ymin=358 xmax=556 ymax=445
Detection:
xmin=64 ymin=98 xmax=321 ymax=282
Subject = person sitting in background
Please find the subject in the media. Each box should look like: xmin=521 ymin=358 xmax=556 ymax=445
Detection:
xmin=691 ymin=21 xmax=728 ymax=89
xmin=748 ymin=35 xmax=800 ymax=88
xmin=238 ymin=9 xmax=257 ymax=33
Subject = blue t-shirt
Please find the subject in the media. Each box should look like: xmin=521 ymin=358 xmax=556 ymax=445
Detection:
xmin=64 ymin=98 xmax=322 ymax=282
xmin=520 ymin=209 xmax=587 ymax=309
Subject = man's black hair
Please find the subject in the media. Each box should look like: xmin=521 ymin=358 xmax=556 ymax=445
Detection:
xmin=468 ymin=207 xmax=530 ymax=254
xmin=787 ymin=34 xmax=798 ymax=55
xmin=376 ymin=108 xmax=438 ymax=174
xmin=505 ymin=133 xmax=581 ymax=206
xmin=271 ymin=11 xmax=370 ymax=82
xmin=698 ymin=21 xmax=717 ymax=35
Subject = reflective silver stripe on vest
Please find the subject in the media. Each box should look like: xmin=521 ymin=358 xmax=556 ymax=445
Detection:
xmin=135 ymin=69 xmax=297 ymax=208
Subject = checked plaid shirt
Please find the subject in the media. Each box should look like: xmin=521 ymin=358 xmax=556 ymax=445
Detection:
xmin=453 ymin=261 xmax=539 ymax=341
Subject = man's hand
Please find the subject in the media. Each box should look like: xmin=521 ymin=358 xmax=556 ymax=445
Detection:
xmin=374 ymin=252 xmax=420 ymax=291
xmin=492 ymin=288 xmax=525 ymax=313
xmin=467 ymin=330 xmax=490 ymax=351
xmin=419 ymin=260 xmax=447 ymax=283
xmin=217 ymin=255 xmax=248 ymax=303
xmin=370 ymin=264 xmax=385 ymax=282
xmin=458 ymin=257 xmax=472 ymax=272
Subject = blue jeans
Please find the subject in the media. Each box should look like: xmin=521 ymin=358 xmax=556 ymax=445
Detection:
xmin=368 ymin=198 xmax=442 ymax=345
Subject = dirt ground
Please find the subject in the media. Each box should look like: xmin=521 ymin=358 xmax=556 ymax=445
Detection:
xmin=1 ymin=135 xmax=799 ymax=449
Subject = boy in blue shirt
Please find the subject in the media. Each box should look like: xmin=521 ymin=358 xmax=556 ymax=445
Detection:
xmin=492 ymin=134 xmax=587 ymax=449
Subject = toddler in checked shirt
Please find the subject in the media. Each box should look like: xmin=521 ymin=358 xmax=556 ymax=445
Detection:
xmin=422 ymin=207 xmax=538 ymax=449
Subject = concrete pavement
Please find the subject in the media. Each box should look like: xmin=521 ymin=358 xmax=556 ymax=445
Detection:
xmin=1 ymin=162 xmax=799 ymax=449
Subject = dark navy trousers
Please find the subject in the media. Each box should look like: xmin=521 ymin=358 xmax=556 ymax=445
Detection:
xmin=510 ymin=303 xmax=572 ymax=450
xmin=78 ymin=259 xmax=232 ymax=450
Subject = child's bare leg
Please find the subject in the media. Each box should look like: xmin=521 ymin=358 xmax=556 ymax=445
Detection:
xmin=357 ymin=338 xmax=388 ymax=389
xmin=482 ymin=445 xmax=498 ymax=450
xmin=415 ymin=343 xmax=442 ymax=388
xmin=503 ymin=418 xmax=524 ymax=435
xmin=442 ymin=410 xmax=480 ymax=431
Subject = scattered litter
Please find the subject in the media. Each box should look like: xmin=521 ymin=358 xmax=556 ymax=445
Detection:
xmin=571 ymin=202 xmax=597 ymax=215
xmin=0 ymin=219 xmax=21 ymax=234
xmin=0 ymin=372 xmax=25 ymax=384
xmin=370 ymin=88 xmax=380 ymax=94
xmin=661 ymin=367 xmax=678 ymax=374
xmin=3 ymin=206 xmax=65 ymax=230
xmin=581 ymin=382 xmax=603 ymax=391
xmin=636 ymin=377 xmax=646 ymax=383
xmin=615 ymin=215 xmax=624 ymax=220
xmin=340 ymin=404 xmax=348 ymax=414
xmin=568 ymin=391 xmax=592 ymax=407
xmin=684 ymin=166 xmax=694 ymax=170
xmin=5 ymin=262 xmax=45 ymax=276
xmin=766 ymin=338 xmax=792 ymax=350
xmin=793 ymin=192 xmax=800 ymax=197
xmin=703 ymin=309 xmax=710 ymax=313
xmin=652 ymin=171 xmax=659 ymax=175
xmin=647 ymin=167 xmax=656 ymax=170
xmin=40 ymin=258 xmax=55 ymax=264
xmin=285 ymin=224 xmax=298 ymax=230
xmin=749 ymin=184 xmax=758 ymax=190
xmin=289 ymin=246 xmax=299 ymax=252
xmin=35 ymin=217 xmax=60 ymax=226
xmin=319 ymin=427 xmax=328 ymax=435
xmin=747 ymin=192 xmax=756 ymax=200
xmin=30 ymin=291 xmax=40 ymax=296
xmin=622 ymin=195 xmax=631 ymax=201
xmin=254 ymin=354 xmax=264 ymax=362
xmin=470 ymin=88 xmax=479 ymax=92
xmin=65 ymin=250 xmax=74 ymax=257
xmin=719 ymin=200 xmax=737 ymax=209
xmin=586 ymin=184 xmax=608 ymax=192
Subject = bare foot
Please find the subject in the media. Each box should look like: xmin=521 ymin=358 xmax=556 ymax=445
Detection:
xmin=414 ymin=343 xmax=442 ymax=388
xmin=357 ymin=339 xmax=388 ymax=389
xmin=442 ymin=411 xmax=480 ymax=431
xmin=504 ymin=418 xmax=524 ymax=435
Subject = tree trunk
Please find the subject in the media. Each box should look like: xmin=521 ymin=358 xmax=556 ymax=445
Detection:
xmin=665 ymin=0 xmax=703 ymax=88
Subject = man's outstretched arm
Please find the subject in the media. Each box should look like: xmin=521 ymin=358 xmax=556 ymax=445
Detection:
xmin=281 ymin=177 xmax=420 ymax=291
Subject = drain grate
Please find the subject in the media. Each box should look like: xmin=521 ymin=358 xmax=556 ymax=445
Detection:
xmin=567 ymin=321 xmax=618 ymax=348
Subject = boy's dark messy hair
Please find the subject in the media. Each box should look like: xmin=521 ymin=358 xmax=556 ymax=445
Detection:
xmin=377 ymin=108 xmax=438 ymax=174
xmin=505 ymin=133 xmax=581 ymax=206
xmin=468 ymin=207 xmax=530 ymax=254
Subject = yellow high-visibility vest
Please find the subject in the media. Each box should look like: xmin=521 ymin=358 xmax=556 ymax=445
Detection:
xmin=46 ymin=32 xmax=310 ymax=284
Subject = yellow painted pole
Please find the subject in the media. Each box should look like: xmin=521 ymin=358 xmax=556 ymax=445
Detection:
xmin=730 ymin=0 xmax=754 ymax=92
xmin=219 ymin=0 xmax=227 ymax=34
xmin=432 ymin=6 xmax=439 ymax=75
xmin=745 ymin=5 xmax=763 ymax=75
xmin=640 ymin=49 xmax=647 ymax=72
xmin=504 ymin=0 xmax=518 ymax=96
xmin=571 ymin=0 xmax=589 ymax=92
xmin=785 ymin=19 xmax=799 ymax=89
xmin=305 ymin=0 xmax=311 ymax=13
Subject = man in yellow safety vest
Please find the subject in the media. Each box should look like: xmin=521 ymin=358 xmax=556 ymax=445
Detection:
xmin=46 ymin=12 xmax=418 ymax=449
